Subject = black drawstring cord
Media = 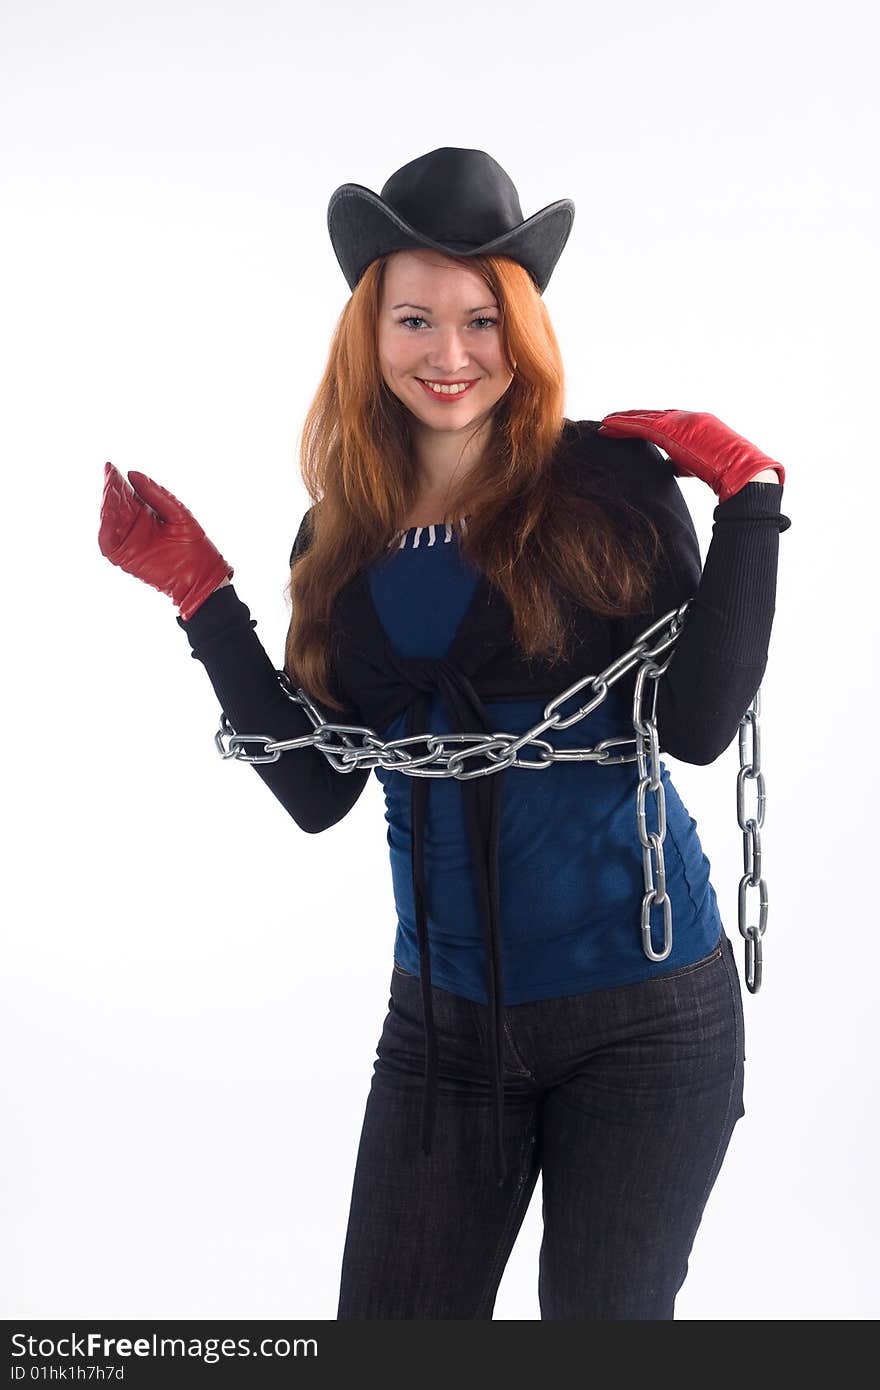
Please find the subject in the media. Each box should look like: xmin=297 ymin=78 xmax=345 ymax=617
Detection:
xmin=402 ymin=665 xmax=509 ymax=1188
xmin=460 ymin=758 xmax=507 ymax=1187
xmin=407 ymin=693 xmax=439 ymax=1163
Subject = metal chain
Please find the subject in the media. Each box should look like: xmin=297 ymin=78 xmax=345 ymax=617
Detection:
xmin=737 ymin=687 xmax=766 ymax=993
xmin=212 ymin=600 xmax=768 ymax=992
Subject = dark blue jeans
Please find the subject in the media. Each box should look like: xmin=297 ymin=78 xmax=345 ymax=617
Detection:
xmin=337 ymin=931 xmax=745 ymax=1320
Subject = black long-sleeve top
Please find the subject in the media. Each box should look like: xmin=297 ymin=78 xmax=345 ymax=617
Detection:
xmin=176 ymin=418 xmax=791 ymax=1185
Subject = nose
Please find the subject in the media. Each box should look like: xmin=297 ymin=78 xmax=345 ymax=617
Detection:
xmin=425 ymin=325 xmax=471 ymax=375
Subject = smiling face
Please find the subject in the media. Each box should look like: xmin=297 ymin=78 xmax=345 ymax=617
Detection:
xmin=377 ymin=249 xmax=515 ymax=440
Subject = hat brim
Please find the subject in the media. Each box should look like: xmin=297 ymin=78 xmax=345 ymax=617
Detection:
xmin=327 ymin=183 xmax=575 ymax=295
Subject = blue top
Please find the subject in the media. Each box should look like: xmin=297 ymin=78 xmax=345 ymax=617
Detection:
xmin=368 ymin=517 xmax=722 ymax=1005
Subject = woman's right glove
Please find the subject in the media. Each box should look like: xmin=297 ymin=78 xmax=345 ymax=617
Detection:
xmin=98 ymin=462 xmax=234 ymax=622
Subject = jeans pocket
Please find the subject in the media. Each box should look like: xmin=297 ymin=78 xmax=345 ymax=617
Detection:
xmin=655 ymin=939 xmax=723 ymax=982
xmin=392 ymin=960 xmax=416 ymax=978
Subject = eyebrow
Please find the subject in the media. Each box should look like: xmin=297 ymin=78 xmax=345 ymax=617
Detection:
xmin=390 ymin=302 xmax=499 ymax=313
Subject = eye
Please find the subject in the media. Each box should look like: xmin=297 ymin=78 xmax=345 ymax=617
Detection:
xmin=397 ymin=315 xmax=499 ymax=331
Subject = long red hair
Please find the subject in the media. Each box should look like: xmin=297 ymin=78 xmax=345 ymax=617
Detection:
xmin=284 ymin=252 xmax=664 ymax=712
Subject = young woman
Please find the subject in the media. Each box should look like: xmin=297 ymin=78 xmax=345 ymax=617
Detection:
xmin=98 ymin=147 xmax=790 ymax=1320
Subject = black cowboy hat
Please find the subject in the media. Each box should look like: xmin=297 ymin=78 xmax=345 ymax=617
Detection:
xmin=327 ymin=146 xmax=575 ymax=295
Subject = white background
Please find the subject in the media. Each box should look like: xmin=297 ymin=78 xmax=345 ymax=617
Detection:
xmin=2 ymin=0 xmax=876 ymax=1321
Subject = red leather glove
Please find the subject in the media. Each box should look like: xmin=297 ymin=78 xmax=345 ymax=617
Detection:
xmin=98 ymin=462 xmax=233 ymax=621
xmin=597 ymin=409 xmax=785 ymax=504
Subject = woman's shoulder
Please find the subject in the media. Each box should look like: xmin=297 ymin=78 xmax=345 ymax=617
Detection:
xmin=559 ymin=416 xmax=677 ymax=503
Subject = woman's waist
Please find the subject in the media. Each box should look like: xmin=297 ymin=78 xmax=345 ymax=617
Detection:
xmin=374 ymin=686 xmax=644 ymax=759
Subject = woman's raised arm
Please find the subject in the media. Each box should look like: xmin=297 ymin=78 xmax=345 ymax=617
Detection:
xmin=99 ymin=464 xmax=370 ymax=833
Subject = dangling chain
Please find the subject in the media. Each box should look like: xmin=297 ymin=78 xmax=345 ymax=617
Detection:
xmin=737 ymin=688 xmax=766 ymax=992
xmin=212 ymin=600 xmax=769 ymax=993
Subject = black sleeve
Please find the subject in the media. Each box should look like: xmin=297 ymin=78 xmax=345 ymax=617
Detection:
xmin=606 ymin=438 xmax=792 ymax=766
xmin=175 ymin=508 xmax=371 ymax=833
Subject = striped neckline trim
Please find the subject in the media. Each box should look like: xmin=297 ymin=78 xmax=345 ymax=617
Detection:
xmin=387 ymin=515 xmax=469 ymax=550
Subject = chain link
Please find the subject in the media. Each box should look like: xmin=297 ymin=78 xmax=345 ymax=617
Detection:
xmin=212 ymin=600 xmax=769 ymax=992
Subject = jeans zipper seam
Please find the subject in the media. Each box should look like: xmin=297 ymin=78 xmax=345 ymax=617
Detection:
xmin=503 ymin=1019 xmax=535 ymax=1077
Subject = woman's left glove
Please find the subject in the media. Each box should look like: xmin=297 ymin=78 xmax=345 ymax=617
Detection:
xmin=597 ymin=409 xmax=785 ymax=504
